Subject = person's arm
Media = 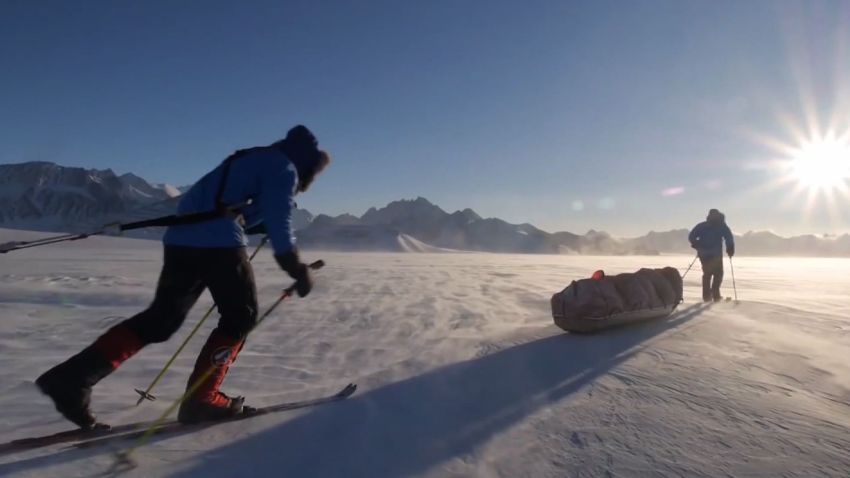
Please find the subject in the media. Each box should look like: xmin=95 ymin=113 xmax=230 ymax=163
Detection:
xmin=257 ymin=162 xmax=297 ymax=255
xmin=688 ymin=224 xmax=701 ymax=248
xmin=723 ymin=224 xmax=735 ymax=257
xmin=257 ymin=160 xmax=312 ymax=297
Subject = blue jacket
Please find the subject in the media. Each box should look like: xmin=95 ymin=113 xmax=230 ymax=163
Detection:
xmin=688 ymin=220 xmax=734 ymax=259
xmin=163 ymin=146 xmax=297 ymax=255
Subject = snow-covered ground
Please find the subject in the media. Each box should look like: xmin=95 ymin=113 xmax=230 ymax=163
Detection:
xmin=0 ymin=229 xmax=848 ymax=477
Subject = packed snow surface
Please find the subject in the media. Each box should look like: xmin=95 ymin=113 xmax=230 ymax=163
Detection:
xmin=0 ymin=229 xmax=848 ymax=477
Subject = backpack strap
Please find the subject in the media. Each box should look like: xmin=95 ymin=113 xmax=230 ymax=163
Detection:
xmin=119 ymin=147 xmax=268 ymax=232
xmin=214 ymin=146 xmax=266 ymax=212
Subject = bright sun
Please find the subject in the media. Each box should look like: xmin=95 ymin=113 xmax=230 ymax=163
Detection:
xmin=757 ymin=128 xmax=850 ymax=221
xmin=786 ymin=135 xmax=850 ymax=192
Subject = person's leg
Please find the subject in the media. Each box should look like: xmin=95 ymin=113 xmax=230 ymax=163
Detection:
xmin=121 ymin=246 xmax=207 ymax=344
xmin=36 ymin=246 xmax=206 ymax=428
xmin=710 ymin=257 xmax=725 ymax=301
xmin=699 ymin=257 xmax=712 ymax=302
xmin=178 ymin=247 xmax=258 ymax=423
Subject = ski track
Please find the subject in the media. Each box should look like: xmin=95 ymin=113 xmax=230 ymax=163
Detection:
xmin=0 ymin=231 xmax=848 ymax=477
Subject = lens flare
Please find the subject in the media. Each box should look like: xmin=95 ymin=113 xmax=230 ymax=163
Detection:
xmin=786 ymin=135 xmax=850 ymax=191
xmin=746 ymin=127 xmax=850 ymax=228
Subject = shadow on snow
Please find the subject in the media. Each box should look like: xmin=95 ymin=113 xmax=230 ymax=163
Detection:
xmin=0 ymin=303 xmax=711 ymax=477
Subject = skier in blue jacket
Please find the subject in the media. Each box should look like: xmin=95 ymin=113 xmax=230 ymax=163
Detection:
xmin=36 ymin=125 xmax=330 ymax=428
xmin=689 ymin=209 xmax=735 ymax=302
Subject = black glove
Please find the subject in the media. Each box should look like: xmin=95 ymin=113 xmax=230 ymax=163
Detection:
xmin=275 ymin=249 xmax=313 ymax=297
xmin=690 ymin=242 xmax=698 ymax=249
xmin=727 ymin=246 xmax=735 ymax=257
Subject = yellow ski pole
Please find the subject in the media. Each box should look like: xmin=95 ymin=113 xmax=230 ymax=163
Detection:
xmin=134 ymin=236 xmax=269 ymax=405
xmin=111 ymin=260 xmax=325 ymax=472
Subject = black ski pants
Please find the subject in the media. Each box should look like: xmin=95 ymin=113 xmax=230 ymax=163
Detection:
xmin=122 ymin=246 xmax=258 ymax=344
xmin=699 ymin=255 xmax=724 ymax=301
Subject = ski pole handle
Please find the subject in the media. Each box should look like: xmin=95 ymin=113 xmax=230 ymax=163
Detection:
xmin=283 ymin=260 xmax=325 ymax=296
xmin=257 ymin=260 xmax=326 ymax=324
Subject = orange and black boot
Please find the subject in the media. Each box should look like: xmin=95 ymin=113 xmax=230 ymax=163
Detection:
xmin=177 ymin=328 xmax=247 ymax=424
xmin=36 ymin=324 xmax=144 ymax=429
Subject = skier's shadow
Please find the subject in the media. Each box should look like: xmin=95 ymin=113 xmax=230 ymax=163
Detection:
xmin=172 ymin=302 xmax=710 ymax=478
xmin=0 ymin=303 xmax=710 ymax=477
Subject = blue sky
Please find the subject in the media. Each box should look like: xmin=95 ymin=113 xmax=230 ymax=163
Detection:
xmin=2 ymin=0 xmax=848 ymax=236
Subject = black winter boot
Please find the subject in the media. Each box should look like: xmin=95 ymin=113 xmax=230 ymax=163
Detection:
xmin=36 ymin=324 xmax=145 ymax=429
xmin=36 ymin=347 xmax=113 ymax=429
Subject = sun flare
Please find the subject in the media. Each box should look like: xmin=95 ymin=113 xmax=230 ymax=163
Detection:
xmin=751 ymin=126 xmax=850 ymax=224
xmin=787 ymin=136 xmax=850 ymax=191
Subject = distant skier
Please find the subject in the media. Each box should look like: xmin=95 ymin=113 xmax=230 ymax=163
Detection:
xmin=36 ymin=125 xmax=331 ymax=428
xmin=689 ymin=208 xmax=735 ymax=302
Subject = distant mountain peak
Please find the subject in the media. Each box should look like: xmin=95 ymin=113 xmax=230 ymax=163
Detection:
xmin=0 ymin=161 xmax=167 ymax=230
xmin=451 ymin=208 xmax=482 ymax=222
xmin=585 ymin=229 xmax=611 ymax=238
xmin=360 ymin=197 xmax=448 ymax=226
xmin=119 ymin=172 xmax=145 ymax=181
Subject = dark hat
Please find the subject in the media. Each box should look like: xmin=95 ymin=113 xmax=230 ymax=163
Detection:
xmin=707 ymin=208 xmax=724 ymax=222
xmin=279 ymin=125 xmax=330 ymax=193
xmin=281 ymin=125 xmax=320 ymax=171
xmin=284 ymin=125 xmax=318 ymax=150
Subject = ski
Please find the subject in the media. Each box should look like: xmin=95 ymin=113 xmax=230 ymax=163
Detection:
xmin=1 ymin=422 xmax=148 ymax=457
xmin=75 ymin=383 xmax=356 ymax=449
xmin=1 ymin=383 xmax=356 ymax=456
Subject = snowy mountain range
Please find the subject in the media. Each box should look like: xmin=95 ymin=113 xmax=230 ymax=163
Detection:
xmin=0 ymin=162 xmax=180 ymax=233
xmin=297 ymin=198 xmax=628 ymax=254
xmin=0 ymin=162 xmax=312 ymax=237
xmin=2 ymin=161 xmax=850 ymax=256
